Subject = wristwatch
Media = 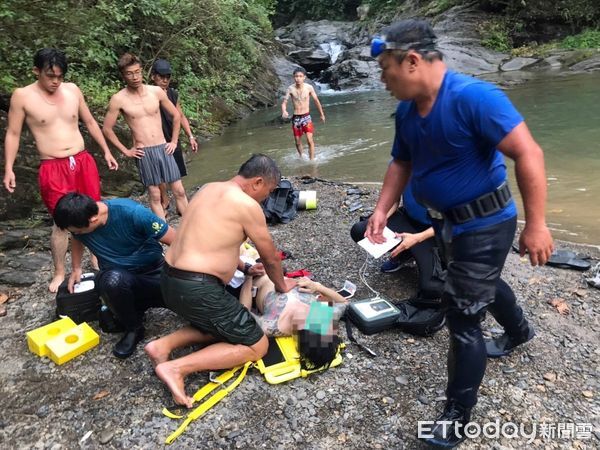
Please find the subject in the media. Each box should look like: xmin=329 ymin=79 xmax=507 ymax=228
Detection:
xmin=243 ymin=262 xmax=253 ymax=275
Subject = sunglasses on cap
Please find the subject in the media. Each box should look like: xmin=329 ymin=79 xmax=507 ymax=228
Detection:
xmin=370 ymin=37 xmax=435 ymax=58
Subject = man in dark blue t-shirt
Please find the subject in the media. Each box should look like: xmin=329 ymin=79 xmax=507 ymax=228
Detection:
xmin=54 ymin=192 xmax=175 ymax=359
xmin=367 ymin=20 xmax=553 ymax=448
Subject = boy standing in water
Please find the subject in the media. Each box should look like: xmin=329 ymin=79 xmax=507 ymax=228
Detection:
xmin=281 ymin=68 xmax=325 ymax=160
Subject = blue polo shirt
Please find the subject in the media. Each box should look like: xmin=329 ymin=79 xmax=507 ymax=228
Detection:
xmin=73 ymin=199 xmax=168 ymax=271
xmin=403 ymin=182 xmax=430 ymax=226
xmin=392 ymin=70 xmax=521 ymax=235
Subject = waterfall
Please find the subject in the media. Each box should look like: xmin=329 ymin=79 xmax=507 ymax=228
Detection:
xmin=319 ymin=42 xmax=344 ymax=64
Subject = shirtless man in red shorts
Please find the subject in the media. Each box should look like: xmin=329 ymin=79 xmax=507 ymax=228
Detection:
xmin=3 ymin=48 xmax=119 ymax=292
xmin=281 ymin=67 xmax=325 ymax=160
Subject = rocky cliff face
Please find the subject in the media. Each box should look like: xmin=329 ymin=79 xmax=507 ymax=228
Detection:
xmin=271 ymin=5 xmax=600 ymax=93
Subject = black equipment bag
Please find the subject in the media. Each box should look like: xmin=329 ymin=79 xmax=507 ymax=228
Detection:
xmin=55 ymin=273 xmax=101 ymax=324
xmin=261 ymin=179 xmax=299 ymax=224
xmin=346 ymin=297 xmax=445 ymax=338
xmin=395 ymin=299 xmax=446 ymax=337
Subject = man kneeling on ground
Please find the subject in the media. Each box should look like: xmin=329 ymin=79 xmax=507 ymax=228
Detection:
xmin=144 ymin=154 xmax=296 ymax=408
xmin=54 ymin=192 xmax=175 ymax=359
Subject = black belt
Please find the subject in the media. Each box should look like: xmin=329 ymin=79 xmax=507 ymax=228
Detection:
xmin=163 ymin=264 xmax=223 ymax=285
xmin=428 ymin=182 xmax=512 ymax=225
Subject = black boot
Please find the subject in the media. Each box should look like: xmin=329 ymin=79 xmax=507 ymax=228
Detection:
xmin=113 ymin=327 xmax=145 ymax=359
xmin=486 ymin=323 xmax=535 ymax=358
xmin=420 ymin=400 xmax=472 ymax=448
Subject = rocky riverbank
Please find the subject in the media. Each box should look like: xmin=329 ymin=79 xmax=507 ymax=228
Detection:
xmin=276 ymin=5 xmax=600 ymax=92
xmin=0 ymin=179 xmax=599 ymax=448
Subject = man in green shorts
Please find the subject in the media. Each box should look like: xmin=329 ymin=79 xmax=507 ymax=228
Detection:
xmin=145 ymin=154 xmax=296 ymax=408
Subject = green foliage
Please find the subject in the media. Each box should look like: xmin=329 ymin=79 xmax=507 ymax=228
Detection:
xmin=478 ymin=19 xmax=513 ymax=52
xmin=0 ymin=0 xmax=275 ymax=133
xmin=478 ymin=0 xmax=600 ymax=28
xmin=421 ymin=0 xmax=461 ymax=16
xmin=274 ymin=0 xmax=362 ymax=23
xmin=561 ymin=29 xmax=600 ymax=49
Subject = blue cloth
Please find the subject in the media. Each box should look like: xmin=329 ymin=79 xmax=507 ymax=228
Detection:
xmin=392 ymin=71 xmax=521 ymax=235
xmin=403 ymin=182 xmax=430 ymax=226
xmin=73 ymin=199 xmax=168 ymax=271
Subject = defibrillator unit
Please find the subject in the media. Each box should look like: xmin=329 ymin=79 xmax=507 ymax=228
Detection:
xmin=347 ymin=297 xmax=401 ymax=335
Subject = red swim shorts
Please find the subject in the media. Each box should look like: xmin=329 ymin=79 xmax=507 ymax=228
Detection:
xmin=38 ymin=150 xmax=101 ymax=216
xmin=291 ymin=113 xmax=314 ymax=137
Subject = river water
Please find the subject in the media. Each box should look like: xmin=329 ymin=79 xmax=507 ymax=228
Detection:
xmin=185 ymin=72 xmax=600 ymax=245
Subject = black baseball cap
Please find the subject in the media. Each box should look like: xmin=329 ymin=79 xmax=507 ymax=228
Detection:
xmin=152 ymin=59 xmax=172 ymax=75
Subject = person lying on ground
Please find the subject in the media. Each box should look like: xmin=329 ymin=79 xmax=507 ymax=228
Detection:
xmin=53 ymin=192 xmax=175 ymax=359
xmin=144 ymin=154 xmax=296 ymax=408
xmin=240 ymin=275 xmax=347 ymax=371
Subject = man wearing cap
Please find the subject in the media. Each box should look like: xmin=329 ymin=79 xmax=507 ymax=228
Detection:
xmin=103 ymin=53 xmax=188 ymax=219
xmin=365 ymin=19 xmax=553 ymax=448
xmin=151 ymin=59 xmax=198 ymax=214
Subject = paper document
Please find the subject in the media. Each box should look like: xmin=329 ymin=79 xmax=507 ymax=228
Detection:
xmin=358 ymin=227 xmax=402 ymax=259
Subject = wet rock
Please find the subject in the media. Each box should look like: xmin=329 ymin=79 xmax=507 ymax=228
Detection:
xmin=287 ymin=48 xmax=332 ymax=73
xmin=500 ymin=57 xmax=539 ymax=72
xmin=98 ymin=430 xmax=114 ymax=445
xmin=570 ymin=54 xmax=600 ymax=73
xmin=543 ymin=372 xmax=557 ymax=382
xmin=36 ymin=405 xmax=50 ymax=418
xmin=417 ymin=395 xmax=430 ymax=405
xmin=395 ymin=375 xmax=409 ymax=385
xmin=0 ymin=270 xmax=38 ymax=287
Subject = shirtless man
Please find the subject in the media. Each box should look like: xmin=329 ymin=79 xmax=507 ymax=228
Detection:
xmin=150 ymin=59 xmax=199 ymax=214
xmin=103 ymin=53 xmax=188 ymax=219
xmin=3 ymin=48 xmax=118 ymax=292
xmin=281 ymin=67 xmax=325 ymax=160
xmin=144 ymin=154 xmax=296 ymax=408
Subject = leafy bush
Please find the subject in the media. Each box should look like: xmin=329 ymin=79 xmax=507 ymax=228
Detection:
xmin=274 ymin=0 xmax=361 ymax=24
xmin=561 ymin=29 xmax=600 ymax=49
xmin=478 ymin=20 xmax=513 ymax=52
xmin=0 ymin=0 xmax=276 ymax=133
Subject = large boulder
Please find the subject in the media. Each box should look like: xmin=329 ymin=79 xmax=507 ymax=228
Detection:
xmin=321 ymin=59 xmax=382 ymax=91
xmin=287 ymin=48 xmax=332 ymax=73
xmin=433 ymin=5 xmax=507 ymax=75
xmin=276 ymin=20 xmax=366 ymax=48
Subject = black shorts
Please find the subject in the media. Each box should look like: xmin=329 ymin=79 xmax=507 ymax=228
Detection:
xmin=161 ymin=264 xmax=264 ymax=346
xmin=172 ymin=146 xmax=187 ymax=177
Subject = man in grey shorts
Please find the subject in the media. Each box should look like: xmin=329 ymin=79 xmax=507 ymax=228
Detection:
xmin=103 ymin=52 xmax=188 ymax=219
xmin=145 ymin=154 xmax=296 ymax=409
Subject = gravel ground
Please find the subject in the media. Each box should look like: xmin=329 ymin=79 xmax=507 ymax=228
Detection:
xmin=0 ymin=178 xmax=599 ymax=449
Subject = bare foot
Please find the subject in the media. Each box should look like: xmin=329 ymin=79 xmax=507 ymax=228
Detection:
xmin=155 ymin=362 xmax=193 ymax=409
xmin=144 ymin=340 xmax=170 ymax=367
xmin=48 ymin=272 xmax=65 ymax=293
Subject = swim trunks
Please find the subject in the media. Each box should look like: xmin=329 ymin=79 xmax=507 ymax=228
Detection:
xmin=161 ymin=264 xmax=264 ymax=346
xmin=136 ymin=143 xmax=181 ymax=187
xmin=292 ymin=113 xmax=314 ymax=137
xmin=38 ymin=150 xmax=101 ymax=216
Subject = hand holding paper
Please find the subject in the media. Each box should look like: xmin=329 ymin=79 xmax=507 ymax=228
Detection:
xmin=358 ymin=227 xmax=402 ymax=259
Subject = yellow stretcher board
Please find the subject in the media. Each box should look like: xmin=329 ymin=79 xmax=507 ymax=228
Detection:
xmin=254 ymin=336 xmax=343 ymax=384
xmin=162 ymin=336 xmax=344 ymax=443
